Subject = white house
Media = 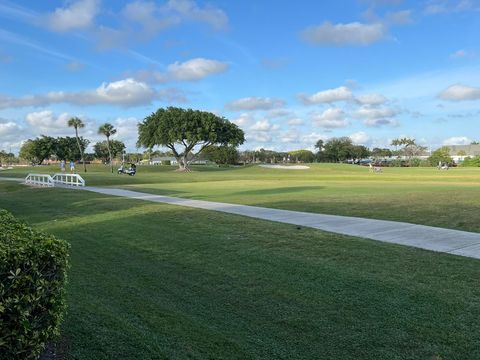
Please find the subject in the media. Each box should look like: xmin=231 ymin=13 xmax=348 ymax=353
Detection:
xmin=444 ymin=144 xmax=480 ymax=163
xmin=150 ymin=156 xmax=178 ymax=165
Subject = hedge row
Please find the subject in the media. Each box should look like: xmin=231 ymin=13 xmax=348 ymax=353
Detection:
xmin=0 ymin=209 xmax=69 ymax=360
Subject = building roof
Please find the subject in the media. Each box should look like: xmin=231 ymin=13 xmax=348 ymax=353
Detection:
xmin=444 ymin=144 xmax=480 ymax=156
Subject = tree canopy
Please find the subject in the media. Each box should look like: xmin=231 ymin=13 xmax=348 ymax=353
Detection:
xmin=289 ymin=150 xmax=315 ymax=163
xmin=202 ymin=145 xmax=239 ymax=165
xmin=428 ymin=146 xmax=453 ymax=166
xmin=19 ymin=136 xmax=88 ymax=165
xmin=323 ymin=137 xmax=354 ymax=162
xmin=137 ymin=107 xmax=245 ymax=171
xmin=94 ymin=140 xmax=126 ymax=163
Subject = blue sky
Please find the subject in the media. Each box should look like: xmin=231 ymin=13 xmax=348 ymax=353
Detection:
xmin=0 ymin=0 xmax=480 ymax=153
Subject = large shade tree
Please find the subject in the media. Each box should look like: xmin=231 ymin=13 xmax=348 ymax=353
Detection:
xmin=67 ymin=117 xmax=87 ymax=172
xmin=54 ymin=136 xmax=89 ymax=162
xmin=137 ymin=107 xmax=245 ymax=171
xmin=19 ymin=136 xmax=56 ymax=165
xmin=323 ymin=137 xmax=355 ymax=162
xmin=98 ymin=123 xmax=117 ymax=173
xmin=94 ymin=140 xmax=126 ymax=164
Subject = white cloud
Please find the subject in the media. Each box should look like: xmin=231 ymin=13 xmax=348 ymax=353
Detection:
xmin=165 ymin=0 xmax=229 ymax=31
xmin=425 ymin=0 xmax=478 ymax=15
xmin=438 ymin=84 xmax=480 ymax=101
xmin=25 ymin=110 xmax=71 ymax=132
xmin=311 ymin=108 xmax=349 ymax=128
xmin=443 ymin=136 xmax=472 ymax=145
xmin=385 ymin=10 xmax=413 ymax=25
xmin=363 ymin=118 xmax=399 ymax=127
xmin=301 ymin=132 xmax=329 ymax=144
xmin=350 ymin=131 xmax=370 ymax=144
xmin=300 ymin=21 xmax=386 ymax=46
xmin=355 ymin=93 xmax=387 ymax=105
xmin=95 ymin=0 xmax=228 ymax=49
xmin=113 ymin=117 xmax=140 ymax=149
xmin=299 ymin=86 xmax=353 ymax=105
xmin=0 ymin=78 xmax=169 ymax=109
xmin=0 ymin=120 xmax=21 ymax=137
xmin=89 ymin=78 xmax=157 ymax=106
xmin=245 ymin=132 xmax=272 ymax=143
xmin=231 ymin=113 xmax=254 ymax=127
xmin=122 ymin=1 xmax=180 ymax=37
xmin=47 ymin=0 xmax=98 ymax=32
xmin=226 ymin=97 xmax=285 ymax=111
xmin=131 ymin=58 xmax=228 ymax=84
xmin=424 ymin=3 xmax=448 ymax=14
xmin=0 ymin=119 xmax=25 ymax=152
xmin=287 ymin=118 xmax=304 ymax=126
xmin=266 ymin=109 xmax=294 ymax=119
xmin=354 ymin=105 xmax=399 ymax=127
xmin=250 ymin=120 xmax=278 ymax=132
xmin=355 ymin=105 xmax=398 ymax=119
xmin=167 ymin=58 xmax=228 ymax=81
xmin=280 ymin=130 xmax=301 ymax=143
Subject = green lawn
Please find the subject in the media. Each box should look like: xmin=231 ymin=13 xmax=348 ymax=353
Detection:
xmin=3 ymin=163 xmax=480 ymax=231
xmin=1 ymin=181 xmax=480 ymax=359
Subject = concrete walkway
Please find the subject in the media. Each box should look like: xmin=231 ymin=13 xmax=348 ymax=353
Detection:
xmin=2 ymin=176 xmax=480 ymax=259
xmin=83 ymin=186 xmax=480 ymax=260
xmin=0 ymin=177 xmax=23 ymax=182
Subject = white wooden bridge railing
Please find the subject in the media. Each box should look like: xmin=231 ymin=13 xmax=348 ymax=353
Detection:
xmin=25 ymin=173 xmax=55 ymax=187
xmin=52 ymin=173 xmax=85 ymax=187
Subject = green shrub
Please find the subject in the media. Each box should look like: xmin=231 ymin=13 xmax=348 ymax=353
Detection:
xmin=461 ymin=156 xmax=480 ymax=167
xmin=162 ymin=160 xmax=171 ymax=166
xmin=0 ymin=210 xmax=69 ymax=360
xmin=388 ymin=159 xmax=406 ymax=167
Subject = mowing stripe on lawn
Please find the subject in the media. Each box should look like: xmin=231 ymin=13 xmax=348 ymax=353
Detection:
xmin=82 ymin=186 xmax=480 ymax=260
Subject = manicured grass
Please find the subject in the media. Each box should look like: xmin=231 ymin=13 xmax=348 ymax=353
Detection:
xmin=1 ymin=182 xmax=480 ymax=359
xmin=3 ymin=163 xmax=480 ymax=232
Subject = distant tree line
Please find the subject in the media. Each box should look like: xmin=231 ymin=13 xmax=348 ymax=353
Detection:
xmin=18 ymin=135 xmax=128 ymax=166
xmin=11 ymin=107 xmax=480 ymax=170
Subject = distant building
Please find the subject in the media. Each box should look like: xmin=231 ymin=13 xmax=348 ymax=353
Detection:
xmin=150 ymin=156 xmax=212 ymax=165
xmin=150 ymin=156 xmax=178 ymax=165
xmin=444 ymin=144 xmax=480 ymax=163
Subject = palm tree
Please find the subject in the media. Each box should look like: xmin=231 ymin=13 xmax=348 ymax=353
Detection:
xmin=98 ymin=123 xmax=117 ymax=173
xmin=67 ymin=117 xmax=87 ymax=172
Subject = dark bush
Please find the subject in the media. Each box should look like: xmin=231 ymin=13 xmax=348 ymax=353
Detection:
xmin=0 ymin=210 xmax=69 ymax=360
xmin=162 ymin=160 xmax=171 ymax=166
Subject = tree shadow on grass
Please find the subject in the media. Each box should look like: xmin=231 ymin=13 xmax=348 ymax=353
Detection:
xmin=231 ymin=186 xmax=325 ymax=197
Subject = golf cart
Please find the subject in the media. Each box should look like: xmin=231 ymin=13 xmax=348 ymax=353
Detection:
xmin=118 ymin=163 xmax=137 ymax=176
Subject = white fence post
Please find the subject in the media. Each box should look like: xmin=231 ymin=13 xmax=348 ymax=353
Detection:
xmin=51 ymin=173 xmax=85 ymax=187
xmin=25 ymin=174 xmax=55 ymax=187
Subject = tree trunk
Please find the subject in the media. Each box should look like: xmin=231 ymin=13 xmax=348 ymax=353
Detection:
xmin=175 ymin=156 xmax=190 ymax=172
xmin=75 ymin=128 xmax=87 ymax=172
xmin=107 ymin=137 xmax=113 ymax=173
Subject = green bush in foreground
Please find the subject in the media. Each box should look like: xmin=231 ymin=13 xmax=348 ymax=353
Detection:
xmin=0 ymin=210 xmax=69 ymax=360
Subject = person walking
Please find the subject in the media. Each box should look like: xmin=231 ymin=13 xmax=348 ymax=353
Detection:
xmin=70 ymin=160 xmax=75 ymax=174
xmin=60 ymin=160 xmax=66 ymax=173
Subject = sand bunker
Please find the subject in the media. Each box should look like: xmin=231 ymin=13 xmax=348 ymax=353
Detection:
xmin=259 ymin=164 xmax=310 ymax=170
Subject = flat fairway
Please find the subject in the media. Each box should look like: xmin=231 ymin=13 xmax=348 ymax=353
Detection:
xmin=1 ymin=166 xmax=480 ymax=358
xmin=3 ymin=164 xmax=480 ymax=231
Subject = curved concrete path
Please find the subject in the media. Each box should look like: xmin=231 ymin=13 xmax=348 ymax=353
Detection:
xmin=2 ymin=176 xmax=480 ymax=259
xmin=84 ymin=186 xmax=480 ymax=260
